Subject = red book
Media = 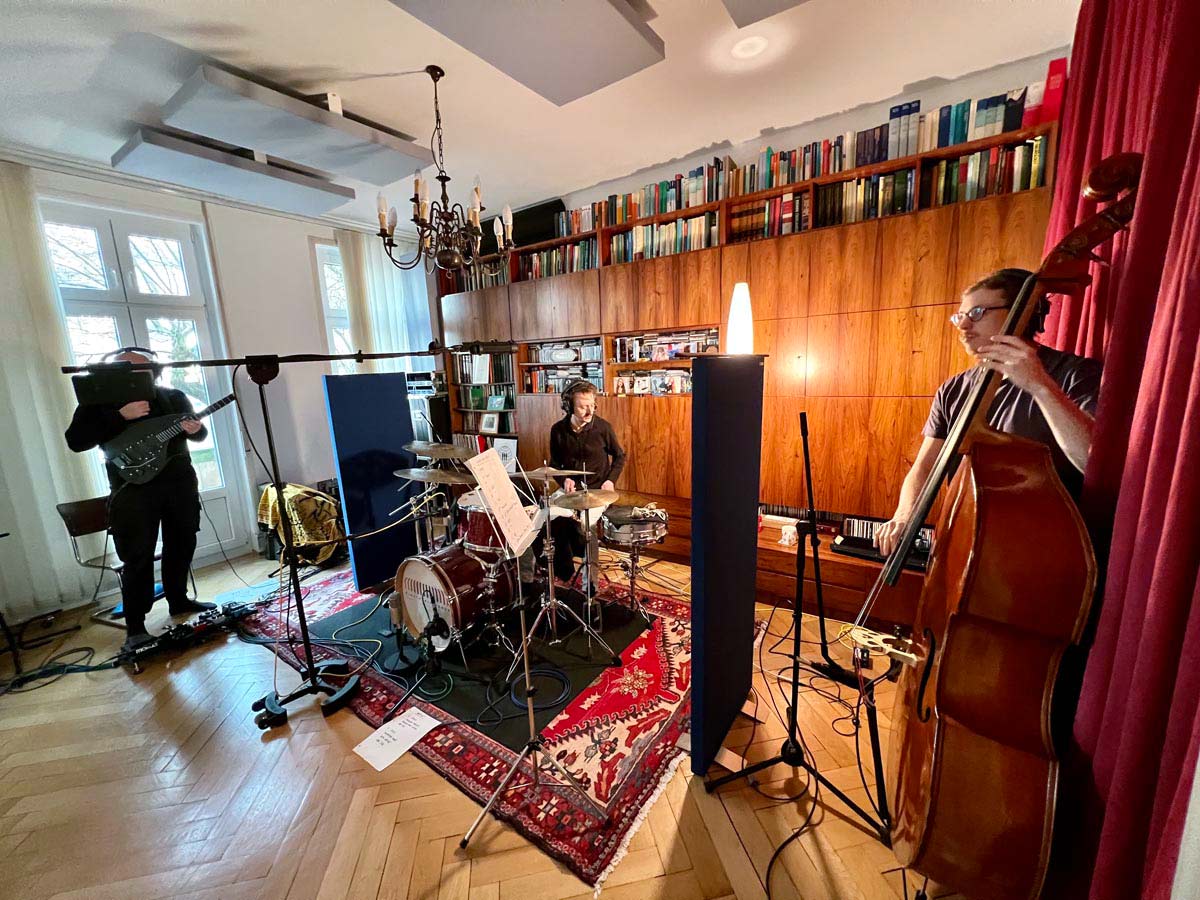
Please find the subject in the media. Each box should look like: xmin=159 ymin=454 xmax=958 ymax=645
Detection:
xmin=987 ymin=146 xmax=1000 ymax=196
xmin=1040 ymin=57 xmax=1068 ymax=124
xmin=822 ymin=139 xmax=831 ymax=175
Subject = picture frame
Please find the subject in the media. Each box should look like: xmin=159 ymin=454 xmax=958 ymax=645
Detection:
xmin=486 ymin=394 xmax=507 ymax=410
xmin=479 ymin=412 xmax=500 ymax=434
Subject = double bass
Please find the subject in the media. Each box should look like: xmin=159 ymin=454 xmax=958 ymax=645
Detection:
xmin=858 ymin=153 xmax=1141 ymax=899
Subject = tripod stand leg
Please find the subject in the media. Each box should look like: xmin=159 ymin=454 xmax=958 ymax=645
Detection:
xmin=536 ymin=744 xmax=607 ymax=818
xmin=461 ymin=741 xmax=536 ymax=848
xmin=546 ymin=593 xmax=622 ymax=666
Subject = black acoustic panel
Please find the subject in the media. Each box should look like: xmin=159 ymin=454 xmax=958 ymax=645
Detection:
xmin=323 ymin=373 xmax=420 ymax=590
xmin=690 ymin=355 xmax=765 ymax=775
xmin=481 ymin=198 xmax=566 ymax=254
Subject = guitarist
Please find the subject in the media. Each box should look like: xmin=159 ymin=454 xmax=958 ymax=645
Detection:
xmin=65 ymin=348 xmax=215 ymax=650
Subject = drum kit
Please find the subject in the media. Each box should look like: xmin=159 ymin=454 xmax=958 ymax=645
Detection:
xmin=387 ymin=440 xmax=671 ymax=675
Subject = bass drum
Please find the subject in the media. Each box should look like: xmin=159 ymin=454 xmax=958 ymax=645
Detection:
xmin=394 ymin=545 xmax=514 ymax=652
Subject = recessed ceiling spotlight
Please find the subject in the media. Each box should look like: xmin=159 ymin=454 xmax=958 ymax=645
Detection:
xmin=731 ymin=35 xmax=769 ymax=59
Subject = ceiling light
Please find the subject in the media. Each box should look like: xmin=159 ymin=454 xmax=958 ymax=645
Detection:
xmin=731 ymin=36 xmax=769 ymax=59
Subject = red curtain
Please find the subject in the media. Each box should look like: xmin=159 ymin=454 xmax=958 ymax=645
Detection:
xmin=1041 ymin=0 xmax=1200 ymax=896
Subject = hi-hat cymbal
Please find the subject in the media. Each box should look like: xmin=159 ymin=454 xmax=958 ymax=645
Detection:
xmin=552 ymin=489 xmax=619 ymax=510
xmin=394 ymin=467 xmax=477 ymax=485
xmin=526 ymin=465 xmax=592 ymax=479
xmin=403 ymin=441 xmax=475 ymax=460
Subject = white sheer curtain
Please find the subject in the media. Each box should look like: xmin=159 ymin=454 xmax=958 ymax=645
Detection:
xmin=0 ymin=162 xmax=99 ymax=620
xmin=335 ymin=228 xmax=435 ymax=374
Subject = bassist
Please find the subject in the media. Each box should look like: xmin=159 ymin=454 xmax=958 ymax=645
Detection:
xmin=65 ymin=348 xmax=215 ymax=649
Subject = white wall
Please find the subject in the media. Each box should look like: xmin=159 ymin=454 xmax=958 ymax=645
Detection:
xmin=562 ymin=49 xmax=1067 ymax=212
xmin=203 ymin=203 xmax=338 ymax=486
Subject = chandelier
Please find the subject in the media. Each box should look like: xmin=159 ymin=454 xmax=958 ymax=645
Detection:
xmin=376 ymin=65 xmax=513 ymax=276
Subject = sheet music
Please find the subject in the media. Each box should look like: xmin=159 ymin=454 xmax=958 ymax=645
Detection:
xmin=353 ymin=707 xmax=440 ymax=772
xmin=464 ymin=448 xmax=539 ymax=556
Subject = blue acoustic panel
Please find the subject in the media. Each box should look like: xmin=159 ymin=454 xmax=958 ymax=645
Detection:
xmin=323 ymin=373 xmax=420 ymax=590
xmin=690 ymin=355 xmax=765 ymax=775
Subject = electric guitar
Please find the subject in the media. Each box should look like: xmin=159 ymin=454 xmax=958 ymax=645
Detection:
xmin=102 ymin=393 xmax=235 ymax=485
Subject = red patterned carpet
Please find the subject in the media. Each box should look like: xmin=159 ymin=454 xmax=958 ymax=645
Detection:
xmin=239 ymin=569 xmax=692 ymax=887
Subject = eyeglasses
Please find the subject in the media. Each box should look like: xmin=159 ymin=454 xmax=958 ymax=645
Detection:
xmin=949 ymin=304 xmax=1010 ymax=327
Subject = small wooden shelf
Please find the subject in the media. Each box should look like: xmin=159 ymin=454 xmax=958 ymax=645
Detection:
xmin=457 ymin=381 xmax=516 ymax=386
xmin=599 ymin=200 xmax=722 ymax=235
xmin=518 ymin=360 xmax=602 ymax=368
xmin=515 ymin=230 xmax=598 ymax=254
xmin=455 ymin=407 xmax=515 ymax=413
xmin=608 ymin=359 xmax=694 ymax=371
xmin=459 ymin=431 xmax=519 ymax=438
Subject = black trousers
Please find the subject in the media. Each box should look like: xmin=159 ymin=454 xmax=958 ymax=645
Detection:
xmin=109 ymin=470 xmax=201 ymax=633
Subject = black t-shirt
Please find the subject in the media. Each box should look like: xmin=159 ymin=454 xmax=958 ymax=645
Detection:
xmin=65 ymin=387 xmax=207 ymax=489
xmin=549 ymin=415 xmax=626 ymax=488
xmin=922 ymin=345 xmax=1102 ymax=494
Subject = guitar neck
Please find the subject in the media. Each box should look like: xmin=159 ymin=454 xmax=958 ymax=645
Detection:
xmin=154 ymin=393 xmax=236 ymax=442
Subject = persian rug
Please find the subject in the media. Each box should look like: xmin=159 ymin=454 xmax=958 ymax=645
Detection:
xmin=237 ymin=568 xmax=692 ymax=887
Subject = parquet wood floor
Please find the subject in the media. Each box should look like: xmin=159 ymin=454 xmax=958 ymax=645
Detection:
xmin=0 ymin=554 xmax=964 ymax=900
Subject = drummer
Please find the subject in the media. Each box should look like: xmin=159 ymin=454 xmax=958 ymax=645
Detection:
xmin=528 ymin=379 xmax=626 ymax=590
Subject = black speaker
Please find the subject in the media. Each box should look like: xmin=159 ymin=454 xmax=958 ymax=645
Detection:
xmin=480 ymin=198 xmax=566 ymax=254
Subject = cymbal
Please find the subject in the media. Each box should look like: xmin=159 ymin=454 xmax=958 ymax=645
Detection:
xmin=394 ymin=467 xmax=477 ymax=485
xmin=526 ymin=465 xmax=592 ymax=479
xmin=552 ymin=489 xmax=619 ymax=510
xmin=403 ymin=441 xmax=475 ymax=460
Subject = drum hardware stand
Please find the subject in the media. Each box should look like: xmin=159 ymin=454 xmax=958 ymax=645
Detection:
xmin=507 ymin=476 xmax=620 ymax=680
xmin=461 ymin=574 xmax=607 ymax=847
xmin=704 ymin=412 xmax=892 ymax=847
xmin=380 ymin=620 xmax=453 ymax=723
xmin=63 ymin=345 xmax=442 ymax=730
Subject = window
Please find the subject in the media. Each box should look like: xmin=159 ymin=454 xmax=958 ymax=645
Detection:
xmin=39 ymin=199 xmax=250 ymax=558
xmin=314 ymin=242 xmax=355 ymax=375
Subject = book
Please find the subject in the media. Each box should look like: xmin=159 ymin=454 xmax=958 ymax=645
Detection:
xmin=888 ymin=104 xmax=902 ymax=160
xmin=1022 ymin=80 xmax=1045 ymax=128
xmin=938 ymin=104 xmax=952 ymax=147
xmin=1041 ymin=57 xmax=1068 ymax=125
xmin=1003 ymin=88 xmax=1027 ymax=133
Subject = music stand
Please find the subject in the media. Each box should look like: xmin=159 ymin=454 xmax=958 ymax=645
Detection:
xmin=458 ymin=449 xmax=606 ymax=846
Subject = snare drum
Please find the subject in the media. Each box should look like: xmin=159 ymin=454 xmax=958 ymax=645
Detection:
xmin=601 ymin=506 xmax=669 ymax=546
xmin=393 ymin=544 xmax=514 ymax=652
xmin=457 ymin=489 xmax=503 ymax=553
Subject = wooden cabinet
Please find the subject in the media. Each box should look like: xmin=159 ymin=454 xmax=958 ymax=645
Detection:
xmin=510 ymin=270 xmax=601 ymax=341
xmin=599 ymin=250 xmax=719 ymax=334
xmin=678 ymin=247 xmax=722 ymax=326
xmin=440 ymin=284 xmax=511 ymax=345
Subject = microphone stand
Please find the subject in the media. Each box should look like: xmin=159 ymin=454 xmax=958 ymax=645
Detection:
xmin=62 ymin=344 xmax=443 ymax=729
xmin=704 ymin=412 xmax=892 ymax=846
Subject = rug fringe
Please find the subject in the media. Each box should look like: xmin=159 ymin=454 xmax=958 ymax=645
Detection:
xmin=590 ymin=747 xmax=689 ymax=896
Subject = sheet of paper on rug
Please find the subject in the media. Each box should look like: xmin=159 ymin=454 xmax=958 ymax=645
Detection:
xmin=464 ymin=448 xmax=538 ymax=555
xmin=353 ymin=707 xmax=440 ymax=771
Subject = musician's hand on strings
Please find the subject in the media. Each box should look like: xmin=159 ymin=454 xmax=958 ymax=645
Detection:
xmin=181 ymin=418 xmax=202 ymax=435
xmin=119 ymin=400 xmax=150 ymax=420
xmin=563 ymin=477 xmax=576 ymax=492
xmin=976 ymin=336 xmax=1052 ymax=394
xmin=601 ymin=480 xmax=614 ymax=492
xmin=874 ymin=517 xmax=907 ymax=557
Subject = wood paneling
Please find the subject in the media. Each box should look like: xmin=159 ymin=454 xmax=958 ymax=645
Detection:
xmin=767 ymin=316 xmax=808 ymax=398
xmin=677 ymin=247 xmax=722 ymax=326
xmin=760 ymin=396 xmax=807 ymax=507
xmin=440 ymin=291 xmax=476 ymax=346
xmin=549 ymin=269 xmax=601 ymax=337
xmin=806 ymin=396 xmax=871 ymax=515
xmin=508 ymin=279 xmax=541 ymax=342
xmin=864 ymin=397 xmax=935 ymax=520
xmin=869 ymin=304 xmax=957 ymax=397
xmin=478 ymin=284 xmax=512 ymax=341
xmin=955 ymin=188 xmax=1052 ymax=288
xmin=879 ymin=204 xmax=957 ymax=309
xmin=805 ymin=312 xmax=874 ymax=397
xmin=600 ymin=263 xmax=637 ymax=334
xmin=719 ymin=241 xmax=750 ymax=325
xmin=604 ymin=395 xmax=692 ymax=497
xmin=514 ymin=393 xmax=559 ymax=470
xmin=809 ymin=220 xmax=880 ymax=316
xmin=637 ymin=256 xmax=679 ymax=330
xmin=750 ymin=233 xmax=810 ymax=320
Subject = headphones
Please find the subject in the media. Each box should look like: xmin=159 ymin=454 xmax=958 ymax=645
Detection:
xmin=561 ymin=379 xmax=598 ymax=415
xmin=102 ymin=346 xmax=164 ymax=377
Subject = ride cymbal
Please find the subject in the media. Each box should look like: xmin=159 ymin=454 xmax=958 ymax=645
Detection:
xmin=403 ymin=441 xmax=476 ymax=460
xmin=394 ymin=467 xmax=477 ymax=485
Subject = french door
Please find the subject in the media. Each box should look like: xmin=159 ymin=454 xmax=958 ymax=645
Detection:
xmin=42 ymin=199 xmax=249 ymax=558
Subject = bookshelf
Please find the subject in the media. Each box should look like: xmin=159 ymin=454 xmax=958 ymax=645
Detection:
xmin=438 ymin=121 xmax=1058 ymax=525
xmin=447 ymin=344 xmax=519 ymax=453
xmin=521 ymin=336 xmax=604 ymax=394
